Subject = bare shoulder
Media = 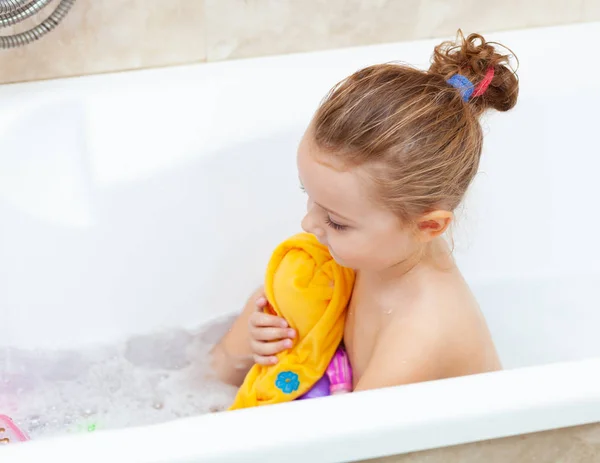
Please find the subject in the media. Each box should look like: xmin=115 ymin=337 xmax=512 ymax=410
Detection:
xmin=354 ymin=268 xmax=500 ymax=391
xmin=409 ymin=268 xmax=501 ymax=374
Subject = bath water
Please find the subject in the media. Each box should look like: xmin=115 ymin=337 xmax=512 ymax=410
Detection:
xmin=0 ymin=317 xmax=237 ymax=441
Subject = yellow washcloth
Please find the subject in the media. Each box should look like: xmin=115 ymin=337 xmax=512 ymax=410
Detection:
xmin=229 ymin=232 xmax=355 ymax=409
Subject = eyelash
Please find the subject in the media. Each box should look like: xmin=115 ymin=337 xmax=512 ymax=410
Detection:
xmin=300 ymin=184 xmax=347 ymax=231
xmin=325 ymin=216 xmax=348 ymax=231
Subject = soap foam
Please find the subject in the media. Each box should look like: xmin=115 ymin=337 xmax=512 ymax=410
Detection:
xmin=0 ymin=317 xmax=237 ymax=440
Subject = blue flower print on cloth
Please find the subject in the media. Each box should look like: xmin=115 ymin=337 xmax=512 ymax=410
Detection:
xmin=275 ymin=371 xmax=300 ymax=394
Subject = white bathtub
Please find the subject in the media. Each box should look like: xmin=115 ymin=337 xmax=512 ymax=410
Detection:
xmin=1 ymin=21 xmax=600 ymax=463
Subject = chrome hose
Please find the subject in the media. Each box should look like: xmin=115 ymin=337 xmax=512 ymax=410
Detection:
xmin=0 ymin=0 xmax=31 ymax=15
xmin=0 ymin=0 xmax=76 ymax=49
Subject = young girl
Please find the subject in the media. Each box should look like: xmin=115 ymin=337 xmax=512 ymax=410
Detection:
xmin=211 ymin=31 xmax=519 ymax=393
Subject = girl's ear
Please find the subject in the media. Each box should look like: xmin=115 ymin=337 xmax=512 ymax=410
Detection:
xmin=415 ymin=210 xmax=453 ymax=242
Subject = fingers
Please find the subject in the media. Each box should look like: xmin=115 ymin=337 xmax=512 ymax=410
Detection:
xmin=253 ymin=354 xmax=278 ymax=366
xmin=248 ymin=294 xmax=296 ymax=366
xmin=249 ymin=312 xmax=295 ymax=343
xmin=251 ymin=338 xmax=292 ymax=357
xmin=250 ymin=311 xmax=288 ymax=329
xmin=251 ymin=326 xmax=295 ymax=342
xmin=255 ymin=296 xmax=268 ymax=310
xmin=251 ymin=337 xmax=293 ymax=365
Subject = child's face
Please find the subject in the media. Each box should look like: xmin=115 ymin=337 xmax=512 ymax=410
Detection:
xmin=297 ymin=131 xmax=421 ymax=272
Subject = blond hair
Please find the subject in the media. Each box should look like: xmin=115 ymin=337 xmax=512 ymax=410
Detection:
xmin=312 ymin=31 xmax=519 ymax=222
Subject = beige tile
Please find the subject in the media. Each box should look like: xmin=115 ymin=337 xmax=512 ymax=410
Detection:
xmin=413 ymin=0 xmax=584 ymax=39
xmin=583 ymin=0 xmax=600 ymax=20
xmin=362 ymin=423 xmax=600 ymax=463
xmin=526 ymin=0 xmax=585 ymax=26
xmin=204 ymin=0 xmax=422 ymax=61
xmin=580 ymin=423 xmax=600 ymax=441
xmin=204 ymin=0 xmax=587 ymax=63
xmin=0 ymin=0 xmax=205 ymax=84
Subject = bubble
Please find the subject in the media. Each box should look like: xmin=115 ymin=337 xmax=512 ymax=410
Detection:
xmin=124 ymin=329 xmax=193 ymax=370
xmin=152 ymin=401 xmax=164 ymax=410
xmin=1 ymin=320 xmax=237 ymax=440
xmin=81 ymin=408 xmax=96 ymax=418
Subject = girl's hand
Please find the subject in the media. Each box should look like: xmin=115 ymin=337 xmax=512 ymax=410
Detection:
xmin=248 ymin=295 xmax=296 ymax=365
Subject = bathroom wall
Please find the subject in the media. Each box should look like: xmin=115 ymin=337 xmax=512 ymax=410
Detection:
xmin=364 ymin=422 xmax=600 ymax=463
xmin=1 ymin=0 xmax=599 ymax=85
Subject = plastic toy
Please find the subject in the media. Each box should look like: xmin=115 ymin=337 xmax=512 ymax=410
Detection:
xmin=0 ymin=414 xmax=29 ymax=445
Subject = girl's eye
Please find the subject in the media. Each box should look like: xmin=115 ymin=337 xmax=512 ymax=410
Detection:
xmin=326 ymin=216 xmax=348 ymax=231
xmin=299 ymin=184 xmax=306 ymax=193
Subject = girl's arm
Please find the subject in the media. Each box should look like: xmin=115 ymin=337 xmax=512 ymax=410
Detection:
xmin=210 ymin=287 xmax=265 ymax=386
xmin=353 ymin=310 xmax=443 ymax=392
xmin=211 ymin=287 xmax=295 ymax=386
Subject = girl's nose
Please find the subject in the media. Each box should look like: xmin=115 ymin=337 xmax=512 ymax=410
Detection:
xmin=301 ymin=206 xmax=326 ymax=241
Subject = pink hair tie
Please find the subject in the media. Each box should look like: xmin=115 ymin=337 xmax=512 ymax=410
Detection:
xmin=472 ymin=67 xmax=495 ymax=98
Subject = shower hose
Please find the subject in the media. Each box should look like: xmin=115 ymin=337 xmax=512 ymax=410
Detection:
xmin=0 ymin=0 xmax=76 ymax=49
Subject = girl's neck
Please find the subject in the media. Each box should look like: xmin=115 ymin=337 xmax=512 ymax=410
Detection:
xmin=361 ymin=237 xmax=454 ymax=284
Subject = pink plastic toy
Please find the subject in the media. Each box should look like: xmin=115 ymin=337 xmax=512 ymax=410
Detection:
xmin=297 ymin=346 xmax=353 ymax=400
xmin=0 ymin=414 xmax=29 ymax=445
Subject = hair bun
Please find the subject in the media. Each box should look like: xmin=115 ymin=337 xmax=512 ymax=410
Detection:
xmin=429 ymin=30 xmax=519 ymax=114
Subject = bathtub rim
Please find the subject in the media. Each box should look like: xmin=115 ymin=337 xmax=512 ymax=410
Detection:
xmin=3 ymin=357 xmax=600 ymax=463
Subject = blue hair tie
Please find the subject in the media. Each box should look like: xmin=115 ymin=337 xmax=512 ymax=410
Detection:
xmin=446 ymin=74 xmax=474 ymax=102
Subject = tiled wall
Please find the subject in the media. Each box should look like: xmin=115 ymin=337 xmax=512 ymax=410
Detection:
xmin=362 ymin=423 xmax=600 ymax=463
xmin=1 ymin=0 xmax=599 ymax=84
